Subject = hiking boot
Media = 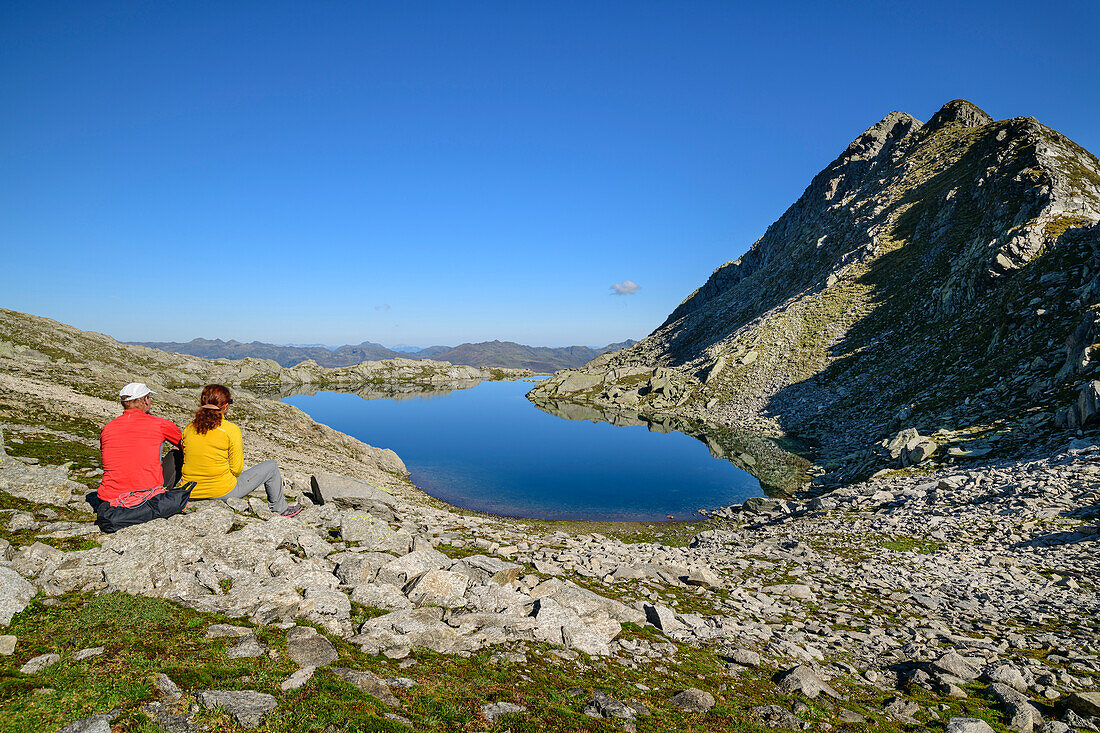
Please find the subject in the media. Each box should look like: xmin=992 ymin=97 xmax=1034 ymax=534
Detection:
xmin=280 ymin=505 xmax=304 ymax=518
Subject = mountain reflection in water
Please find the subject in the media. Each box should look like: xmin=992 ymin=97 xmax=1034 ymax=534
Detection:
xmin=527 ymin=396 xmax=810 ymax=497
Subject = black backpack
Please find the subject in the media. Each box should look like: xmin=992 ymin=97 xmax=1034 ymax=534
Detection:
xmin=95 ymin=483 xmax=196 ymax=534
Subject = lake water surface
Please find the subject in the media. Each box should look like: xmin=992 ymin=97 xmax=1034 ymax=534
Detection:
xmin=284 ymin=379 xmax=773 ymax=521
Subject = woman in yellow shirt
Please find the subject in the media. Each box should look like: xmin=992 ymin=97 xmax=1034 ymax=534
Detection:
xmin=180 ymin=384 xmax=303 ymax=518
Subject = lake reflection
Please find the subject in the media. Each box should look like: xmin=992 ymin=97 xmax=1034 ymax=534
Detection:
xmin=283 ymin=379 xmax=805 ymax=521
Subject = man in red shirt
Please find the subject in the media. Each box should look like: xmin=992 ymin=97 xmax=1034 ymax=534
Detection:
xmin=98 ymin=382 xmax=183 ymax=506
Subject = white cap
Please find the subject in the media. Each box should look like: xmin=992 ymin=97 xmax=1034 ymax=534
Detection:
xmin=119 ymin=382 xmax=154 ymax=400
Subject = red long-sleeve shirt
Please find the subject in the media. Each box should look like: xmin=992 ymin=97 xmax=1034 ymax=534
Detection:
xmin=98 ymin=409 xmax=182 ymax=504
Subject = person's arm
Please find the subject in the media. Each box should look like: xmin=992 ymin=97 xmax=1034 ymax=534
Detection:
xmin=161 ymin=418 xmax=183 ymax=446
xmin=227 ymin=423 xmax=244 ymax=477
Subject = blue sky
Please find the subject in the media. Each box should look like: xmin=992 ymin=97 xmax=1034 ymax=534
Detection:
xmin=2 ymin=1 xmax=1097 ymax=347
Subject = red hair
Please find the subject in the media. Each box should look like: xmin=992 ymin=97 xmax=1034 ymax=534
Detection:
xmin=192 ymin=384 xmax=232 ymax=434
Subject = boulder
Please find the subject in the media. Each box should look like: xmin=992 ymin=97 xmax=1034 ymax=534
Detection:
xmin=0 ymin=566 xmax=35 ymax=625
xmin=554 ymin=372 xmax=603 ymax=394
xmin=196 ymin=690 xmax=277 ymax=728
xmin=310 ymin=474 xmax=400 ymax=521
xmin=450 ymin=555 xmax=523 ymax=585
xmin=532 ymin=596 xmax=618 ymax=656
xmin=583 ymin=689 xmax=635 ymax=720
xmin=286 ymin=626 xmax=338 ymax=668
xmin=774 ymin=665 xmax=840 ymax=699
xmin=225 ymin=634 xmax=266 ymax=659
xmin=481 ymin=701 xmax=526 ymax=722
xmin=404 ymin=569 xmax=469 ymax=608
xmin=946 ymin=719 xmax=995 ymax=733
xmin=1078 ymin=380 xmax=1100 ymax=427
xmin=751 ymin=704 xmax=807 ymax=729
xmin=643 ymin=603 xmax=685 ymax=632
xmin=279 ymin=666 xmax=314 ymax=691
xmin=376 ymin=549 xmax=450 ymax=587
xmin=56 ymin=710 xmax=119 ymax=733
xmin=669 ymin=688 xmax=716 ymax=713
xmin=986 ymin=682 xmax=1042 ymax=732
xmin=349 ymin=583 xmax=412 ymax=610
xmin=742 ymin=497 xmax=784 ymax=514
xmin=334 ymin=551 xmax=397 ymax=585
xmin=19 ymin=652 xmax=60 ymax=674
xmin=330 ymin=668 xmax=400 ymax=706
xmin=0 ymin=463 xmax=80 ymax=506
xmin=339 ymin=512 xmax=398 ymax=546
xmin=1063 ymin=691 xmax=1100 ymax=717
xmin=764 ymin=584 xmax=815 ymax=601
xmin=931 ymin=651 xmax=981 ymax=681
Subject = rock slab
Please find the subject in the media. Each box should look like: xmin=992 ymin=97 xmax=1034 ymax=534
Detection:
xmin=197 ymin=690 xmax=278 ymax=728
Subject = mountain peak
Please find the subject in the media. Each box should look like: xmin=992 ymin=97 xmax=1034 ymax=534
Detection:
xmin=924 ymin=99 xmax=993 ymax=132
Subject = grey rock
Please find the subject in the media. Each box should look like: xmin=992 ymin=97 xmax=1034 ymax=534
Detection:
xmin=450 ymin=555 xmax=523 ymax=585
xmin=839 ymin=709 xmax=868 ymax=724
xmin=947 ymin=719 xmax=996 ymax=733
xmin=583 ymin=689 xmax=635 ymax=720
xmin=764 ymin=584 xmax=815 ymax=601
xmin=774 ymin=665 xmax=841 ymax=699
xmin=311 ymin=474 xmax=400 ymax=521
xmin=56 ymin=709 xmax=119 ymax=733
xmin=0 ymin=463 xmax=80 ymax=506
xmin=669 ymin=688 xmax=716 ymax=712
xmin=7 ymin=511 xmax=37 ymax=531
xmin=155 ymin=673 xmax=182 ymax=700
xmin=743 ymin=497 xmax=784 ymax=514
xmin=334 ymin=551 xmax=395 ymax=585
xmin=330 ymin=667 xmax=401 ymax=706
xmin=682 ymin=568 xmax=720 ymax=587
xmin=226 ymin=634 xmax=266 ymax=659
xmin=931 ymin=651 xmax=981 ymax=681
xmin=339 ymin=512 xmax=397 ymax=546
xmin=72 ymin=647 xmax=104 ymax=661
xmin=1039 ymin=722 xmax=1071 ymax=733
xmin=1064 ymin=692 xmax=1100 ymax=717
xmin=404 ymin=569 xmax=468 ymax=607
xmin=20 ymin=652 xmax=61 ymax=674
xmin=376 ymin=548 xmax=450 ymax=587
xmin=883 ymin=695 xmax=920 ymax=719
xmin=481 ymin=701 xmax=526 ymax=721
xmin=1077 ymin=380 xmax=1100 ymax=427
xmin=0 ymin=634 xmax=16 ymax=655
xmin=196 ymin=690 xmax=278 ymax=728
xmin=280 ymin=665 xmax=315 ymax=691
xmin=987 ymin=682 xmax=1043 ymax=732
xmin=349 ymin=582 xmax=412 ymax=611
xmin=725 ymin=648 xmax=761 ymax=667
xmin=0 ymin=565 xmax=36 ymax=624
xmin=286 ymin=626 xmax=338 ymax=668
xmin=643 ymin=603 xmax=685 ymax=632
xmin=751 ymin=704 xmax=807 ymax=729
xmin=984 ymin=664 xmax=1028 ymax=692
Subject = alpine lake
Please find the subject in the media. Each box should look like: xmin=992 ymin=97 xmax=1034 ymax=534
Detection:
xmin=281 ymin=378 xmax=809 ymax=521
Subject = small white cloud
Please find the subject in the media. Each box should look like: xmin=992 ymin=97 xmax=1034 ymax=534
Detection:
xmin=374 ymin=304 xmax=392 ymax=311
xmin=610 ymin=280 xmax=640 ymax=295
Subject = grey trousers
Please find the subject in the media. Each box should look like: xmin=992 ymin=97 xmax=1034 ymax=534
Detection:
xmin=223 ymin=460 xmax=289 ymax=514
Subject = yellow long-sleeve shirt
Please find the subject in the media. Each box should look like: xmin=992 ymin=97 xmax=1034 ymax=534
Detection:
xmin=180 ymin=419 xmax=244 ymax=498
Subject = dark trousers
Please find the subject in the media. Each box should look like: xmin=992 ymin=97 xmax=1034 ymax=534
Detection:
xmin=162 ymin=448 xmax=183 ymax=489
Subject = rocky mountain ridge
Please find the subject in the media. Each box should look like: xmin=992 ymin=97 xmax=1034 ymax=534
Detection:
xmin=128 ymin=336 xmax=636 ymax=372
xmin=530 ymin=100 xmax=1100 ymax=487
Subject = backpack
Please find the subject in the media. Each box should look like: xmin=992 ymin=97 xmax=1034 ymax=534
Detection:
xmin=95 ymin=482 xmax=196 ymax=534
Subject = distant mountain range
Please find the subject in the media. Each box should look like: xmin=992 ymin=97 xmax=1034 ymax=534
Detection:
xmin=126 ymin=337 xmax=636 ymax=372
